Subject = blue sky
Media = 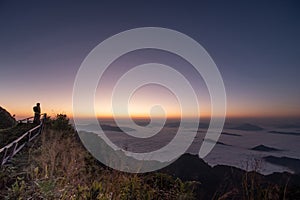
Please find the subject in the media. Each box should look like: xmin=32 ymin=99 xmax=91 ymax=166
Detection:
xmin=0 ymin=1 xmax=299 ymax=118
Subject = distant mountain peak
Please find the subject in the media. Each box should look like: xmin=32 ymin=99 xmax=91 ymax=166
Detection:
xmin=231 ymin=123 xmax=264 ymax=131
xmin=251 ymin=144 xmax=282 ymax=152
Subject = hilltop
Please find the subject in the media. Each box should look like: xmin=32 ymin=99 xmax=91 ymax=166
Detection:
xmin=0 ymin=107 xmax=35 ymax=147
xmin=0 ymin=107 xmax=16 ymax=129
xmin=1 ymin=114 xmax=300 ymax=199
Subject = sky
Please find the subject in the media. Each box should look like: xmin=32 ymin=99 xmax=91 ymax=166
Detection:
xmin=0 ymin=0 xmax=300 ymax=119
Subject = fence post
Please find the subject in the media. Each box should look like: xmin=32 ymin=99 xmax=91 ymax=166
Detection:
xmin=0 ymin=113 xmax=47 ymax=165
xmin=28 ymin=130 xmax=32 ymax=142
xmin=12 ymin=142 xmax=18 ymax=156
xmin=1 ymin=148 xmax=9 ymax=165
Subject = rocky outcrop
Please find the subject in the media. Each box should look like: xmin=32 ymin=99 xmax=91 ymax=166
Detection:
xmin=0 ymin=107 xmax=16 ymax=129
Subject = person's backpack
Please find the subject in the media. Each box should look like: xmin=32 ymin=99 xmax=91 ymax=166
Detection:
xmin=33 ymin=106 xmax=38 ymax=113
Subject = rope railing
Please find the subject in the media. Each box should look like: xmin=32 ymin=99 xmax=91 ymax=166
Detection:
xmin=0 ymin=113 xmax=47 ymax=165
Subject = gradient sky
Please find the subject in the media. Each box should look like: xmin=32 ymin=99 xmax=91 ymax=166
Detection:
xmin=0 ymin=1 xmax=300 ymax=119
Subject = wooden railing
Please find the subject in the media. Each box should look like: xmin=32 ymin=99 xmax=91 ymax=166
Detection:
xmin=17 ymin=113 xmax=46 ymax=124
xmin=0 ymin=113 xmax=47 ymax=165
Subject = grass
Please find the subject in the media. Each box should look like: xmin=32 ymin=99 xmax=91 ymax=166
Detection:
xmin=0 ymin=114 xmax=299 ymax=199
xmin=0 ymin=115 xmax=197 ymax=199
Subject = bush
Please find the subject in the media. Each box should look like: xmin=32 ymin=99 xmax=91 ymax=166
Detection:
xmin=50 ymin=114 xmax=73 ymax=131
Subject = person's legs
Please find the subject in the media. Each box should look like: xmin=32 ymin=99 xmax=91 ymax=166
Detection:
xmin=33 ymin=113 xmax=40 ymax=124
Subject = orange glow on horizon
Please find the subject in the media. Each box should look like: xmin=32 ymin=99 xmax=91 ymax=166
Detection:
xmin=5 ymin=109 xmax=300 ymax=121
xmin=2 ymin=96 xmax=300 ymax=120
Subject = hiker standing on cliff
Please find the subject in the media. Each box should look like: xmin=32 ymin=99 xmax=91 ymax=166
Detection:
xmin=33 ymin=103 xmax=41 ymax=124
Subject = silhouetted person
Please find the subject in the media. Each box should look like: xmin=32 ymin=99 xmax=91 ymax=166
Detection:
xmin=33 ymin=103 xmax=41 ymax=124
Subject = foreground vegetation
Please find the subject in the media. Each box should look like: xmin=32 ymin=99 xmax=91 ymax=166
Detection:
xmin=0 ymin=115 xmax=196 ymax=199
xmin=1 ymin=114 xmax=299 ymax=199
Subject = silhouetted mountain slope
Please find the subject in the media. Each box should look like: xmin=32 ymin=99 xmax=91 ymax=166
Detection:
xmin=162 ymin=154 xmax=300 ymax=199
xmin=230 ymin=123 xmax=264 ymax=131
xmin=78 ymin=130 xmax=300 ymax=199
xmin=164 ymin=122 xmax=209 ymax=129
xmin=78 ymin=131 xmax=170 ymax=173
xmin=203 ymin=138 xmax=232 ymax=146
xmin=221 ymin=132 xmax=242 ymax=137
xmin=269 ymin=130 xmax=300 ymax=136
xmin=0 ymin=106 xmax=16 ymax=129
xmin=276 ymin=124 xmax=300 ymax=129
xmin=76 ymin=123 xmax=135 ymax=132
xmin=264 ymin=156 xmax=300 ymax=174
xmin=159 ymin=154 xmax=219 ymax=198
xmin=250 ymin=144 xmax=282 ymax=152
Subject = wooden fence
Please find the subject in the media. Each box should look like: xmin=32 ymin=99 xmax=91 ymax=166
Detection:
xmin=0 ymin=113 xmax=46 ymax=165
